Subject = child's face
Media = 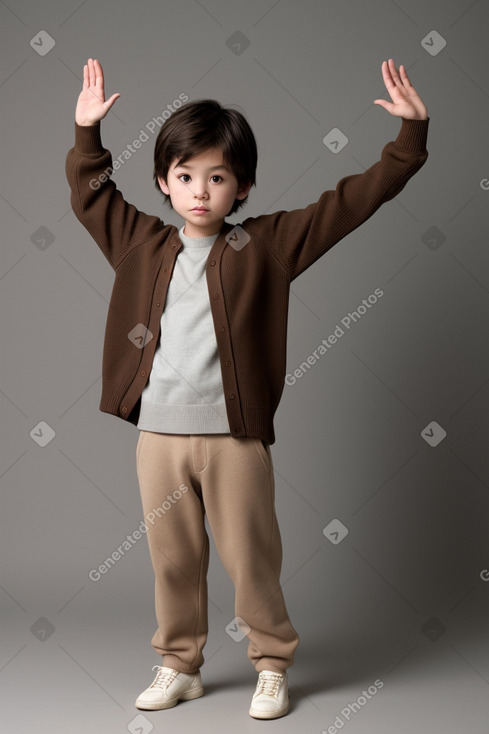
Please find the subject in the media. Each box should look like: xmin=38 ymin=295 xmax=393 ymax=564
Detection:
xmin=158 ymin=147 xmax=251 ymax=237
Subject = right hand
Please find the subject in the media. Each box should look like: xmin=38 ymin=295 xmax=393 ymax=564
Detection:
xmin=75 ymin=58 xmax=120 ymax=126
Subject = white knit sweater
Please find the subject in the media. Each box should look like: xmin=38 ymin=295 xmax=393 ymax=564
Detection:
xmin=136 ymin=225 xmax=231 ymax=433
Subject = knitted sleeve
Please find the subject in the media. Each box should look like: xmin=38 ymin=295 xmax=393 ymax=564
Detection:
xmin=65 ymin=121 xmax=165 ymax=270
xmin=248 ymin=117 xmax=429 ymax=281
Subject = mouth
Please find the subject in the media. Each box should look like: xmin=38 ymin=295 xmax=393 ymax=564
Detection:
xmin=191 ymin=206 xmax=209 ymax=212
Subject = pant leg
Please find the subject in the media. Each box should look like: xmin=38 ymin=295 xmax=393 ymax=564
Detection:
xmin=198 ymin=434 xmax=300 ymax=674
xmin=135 ymin=430 xmax=209 ymax=674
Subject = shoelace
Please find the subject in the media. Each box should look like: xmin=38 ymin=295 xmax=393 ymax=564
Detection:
xmin=149 ymin=665 xmax=178 ymax=690
xmin=256 ymin=671 xmax=284 ymax=698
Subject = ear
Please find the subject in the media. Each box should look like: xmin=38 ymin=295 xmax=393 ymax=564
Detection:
xmin=236 ymin=181 xmax=252 ymax=201
xmin=157 ymin=175 xmax=170 ymax=195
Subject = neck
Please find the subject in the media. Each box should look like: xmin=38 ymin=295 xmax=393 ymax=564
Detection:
xmin=183 ymin=220 xmax=224 ymax=238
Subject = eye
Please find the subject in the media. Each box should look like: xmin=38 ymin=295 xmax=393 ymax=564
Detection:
xmin=178 ymin=174 xmax=191 ymax=183
xmin=210 ymin=175 xmax=223 ymax=183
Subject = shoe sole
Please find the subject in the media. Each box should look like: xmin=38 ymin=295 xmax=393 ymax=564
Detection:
xmin=135 ymin=686 xmax=204 ymax=710
xmin=249 ymin=698 xmax=290 ymax=719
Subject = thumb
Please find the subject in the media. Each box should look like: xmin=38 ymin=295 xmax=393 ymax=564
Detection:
xmin=103 ymin=93 xmax=121 ymax=112
xmin=373 ymin=99 xmax=391 ymax=113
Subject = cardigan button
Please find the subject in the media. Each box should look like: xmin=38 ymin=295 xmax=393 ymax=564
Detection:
xmin=140 ymin=370 xmax=146 ymax=377
xmin=225 ymin=360 xmax=231 ymax=366
xmin=121 ymin=406 xmax=127 ymax=414
xmin=233 ymin=426 xmax=241 ymax=433
xmin=229 ymin=393 xmax=235 ymax=399
xmin=210 ymin=259 xmax=216 ymax=266
xmin=213 ymin=293 xmax=219 ymax=299
xmin=163 ymin=267 xmax=168 ymax=272
xmin=220 ymin=326 xmax=225 ymax=332
xmin=156 ymin=300 xmax=161 ymax=307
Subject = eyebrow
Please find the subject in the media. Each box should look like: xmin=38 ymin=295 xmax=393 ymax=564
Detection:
xmin=175 ymin=163 xmax=230 ymax=172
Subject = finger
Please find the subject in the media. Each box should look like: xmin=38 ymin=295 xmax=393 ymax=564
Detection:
xmin=94 ymin=58 xmax=104 ymax=92
xmin=381 ymin=60 xmax=395 ymax=91
xmin=388 ymin=58 xmax=403 ymax=88
xmin=88 ymin=57 xmax=95 ymax=88
xmin=87 ymin=58 xmax=104 ymax=101
xmin=399 ymin=64 xmax=409 ymax=82
xmin=82 ymin=63 xmax=88 ymax=89
xmin=399 ymin=66 xmax=417 ymax=96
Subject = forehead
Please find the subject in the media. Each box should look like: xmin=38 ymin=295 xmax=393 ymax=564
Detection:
xmin=173 ymin=147 xmax=228 ymax=170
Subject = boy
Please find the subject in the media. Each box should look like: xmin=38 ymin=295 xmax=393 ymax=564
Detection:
xmin=65 ymin=57 xmax=429 ymax=720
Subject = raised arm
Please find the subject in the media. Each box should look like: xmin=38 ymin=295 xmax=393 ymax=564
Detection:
xmin=247 ymin=60 xmax=429 ymax=280
xmin=65 ymin=59 xmax=164 ymax=269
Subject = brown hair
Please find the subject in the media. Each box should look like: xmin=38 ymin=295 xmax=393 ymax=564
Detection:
xmin=153 ymin=99 xmax=257 ymax=216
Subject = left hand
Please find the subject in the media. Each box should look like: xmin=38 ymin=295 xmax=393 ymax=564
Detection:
xmin=373 ymin=59 xmax=428 ymax=120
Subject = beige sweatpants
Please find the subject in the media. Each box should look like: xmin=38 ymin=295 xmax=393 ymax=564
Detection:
xmin=135 ymin=431 xmax=300 ymax=675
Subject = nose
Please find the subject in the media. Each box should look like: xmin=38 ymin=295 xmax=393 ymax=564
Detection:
xmin=193 ymin=181 xmax=208 ymax=200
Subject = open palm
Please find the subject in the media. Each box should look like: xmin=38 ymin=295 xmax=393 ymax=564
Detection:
xmin=373 ymin=59 xmax=428 ymax=120
xmin=75 ymin=58 xmax=120 ymax=126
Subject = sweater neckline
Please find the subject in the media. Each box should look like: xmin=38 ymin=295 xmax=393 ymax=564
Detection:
xmin=179 ymin=225 xmax=220 ymax=249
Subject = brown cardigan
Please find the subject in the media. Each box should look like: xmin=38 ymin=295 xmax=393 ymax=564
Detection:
xmin=65 ymin=117 xmax=429 ymax=444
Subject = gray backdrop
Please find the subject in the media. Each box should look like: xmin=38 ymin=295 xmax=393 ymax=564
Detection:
xmin=1 ymin=0 xmax=489 ymax=732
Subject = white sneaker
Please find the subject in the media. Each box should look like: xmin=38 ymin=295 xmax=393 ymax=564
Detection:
xmin=249 ymin=670 xmax=290 ymax=719
xmin=135 ymin=665 xmax=204 ymax=710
